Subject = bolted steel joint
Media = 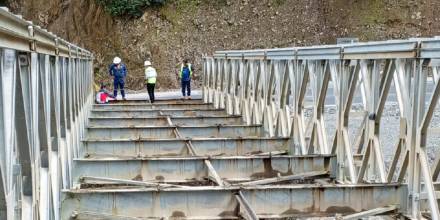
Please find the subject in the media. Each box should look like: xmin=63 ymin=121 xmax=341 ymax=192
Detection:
xmin=27 ymin=25 xmax=36 ymax=51
xmin=54 ymin=38 xmax=60 ymax=55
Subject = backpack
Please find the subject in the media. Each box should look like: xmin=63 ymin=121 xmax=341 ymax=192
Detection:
xmin=180 ymin=64 xmax=192 ymax=81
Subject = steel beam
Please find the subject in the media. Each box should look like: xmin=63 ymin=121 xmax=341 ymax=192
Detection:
xmin=0 ymin=8 xmax=93 ymax=219
xmin=205 ymin=37 xmax=440 ymax=217
xmin=86 ymin=125 xmax=263 ymax=139
xmin=90 ymin=109 xmax=229 ymax=118
xmin=82 ymin=137 xmax=289 ymax=158
xmin=93 ymin=103 xmax=215 ymax=111
xmin=236 ymin=191 xmax=258 ymax=220
xmin=61 ymin=184 xmax=406 ymax=219
xmin=5 ymin=6 xmax=440 ymax=217
xmin=72 ymin=155 xmax=335 ymax=185
xmin=88 ymin=115 xmax=243 ymax=127
xmin=341 ymin=205 xmax=397 ymax=219
xmin=0 ymin=9 xmax=92 ymax=57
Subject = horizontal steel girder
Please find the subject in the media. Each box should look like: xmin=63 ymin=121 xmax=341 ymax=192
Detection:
xmin=90 ymin=109 xmax=229 ymax=118
xmin=61 ymin=184 xmax=406 ymax=219
xmin=72 ymin=155 xmax=335 ymax=184
xmin=88 ymin=116 xmax=244 ymax=127
xmin=81 ymin=137 xmax=289 ymax=158
xmin=86 ymin=125 xmax=263 ymax=139
xmin=93 ymin=103 xmax=215 ymax=111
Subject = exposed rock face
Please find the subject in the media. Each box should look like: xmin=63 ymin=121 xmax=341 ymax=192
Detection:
xmin=6 ymin=0 xmax=440 ymax=91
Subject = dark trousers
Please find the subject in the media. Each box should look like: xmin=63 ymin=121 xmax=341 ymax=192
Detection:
xmin=113 ymin=78 xmax=125 ymax=98
xmin=147 ymin=83 xmax=155 ymax=103
xmin=181 ymin=80 xmax=191 ymax=96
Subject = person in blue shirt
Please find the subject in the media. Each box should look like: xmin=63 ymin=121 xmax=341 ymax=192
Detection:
xmin=108 ymin=56 xmax=127 ymax=100
xmin=178 ymin=59 xmax=193 ymax=99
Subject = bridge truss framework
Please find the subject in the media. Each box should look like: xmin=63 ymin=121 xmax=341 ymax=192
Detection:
xmin=203 ymin=38 xmax=440 ymax=219
xmin=0 ymin=8 xmax=93 ymax=220
xmin=0 ymin=6 xmax=440 ymax=219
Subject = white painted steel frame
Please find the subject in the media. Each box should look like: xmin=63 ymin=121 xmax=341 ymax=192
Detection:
xmin=203 ymin=38 xmax=440 ymax=219
xmin=0 ymin=8 xmax=93 ymax=220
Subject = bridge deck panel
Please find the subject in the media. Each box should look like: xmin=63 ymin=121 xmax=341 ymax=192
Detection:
xmin=61 ymin=184 xmax=406 ymax=219
xmin=81 ymin=137 xmax=289 ymax=158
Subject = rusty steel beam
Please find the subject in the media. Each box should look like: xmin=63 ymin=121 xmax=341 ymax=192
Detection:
xmin=72 ymin=155 xmax=335 ymax=185
xmin=86 ymin=125 xmax=264 ymax=139
xmin=82 ymin=137 xmax=289 ymax=158
xmin=61 ymin=184 xmax=406 ymax=219
xmin=341 ymin=205 xmax=397 ymax=219
xmin=88 ymin=115 xmax=244 ymax=127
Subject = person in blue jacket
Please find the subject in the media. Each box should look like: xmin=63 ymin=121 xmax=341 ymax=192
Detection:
xmin=108 ymin=56 xmax=127 ymax=100
xmin=178 ymin=59 xmax=193 ymax=99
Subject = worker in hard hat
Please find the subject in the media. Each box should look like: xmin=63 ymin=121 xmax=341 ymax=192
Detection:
xmin=144 ymin=60 xmax=157 ymax=103
xmin=108 ymin=56 xmax=127 ymax=100
xmin=178 ymin=59 xmax=193 ymax=99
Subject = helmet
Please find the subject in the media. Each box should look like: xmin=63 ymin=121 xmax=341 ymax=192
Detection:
xmin=144 ymin=60 xmax=152 ymax=66
xmin=113 ymin=57 xmax=121 ymax=64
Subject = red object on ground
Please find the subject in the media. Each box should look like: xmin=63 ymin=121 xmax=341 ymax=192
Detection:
xmin=100 ymin=92 xmax=109 ymax=103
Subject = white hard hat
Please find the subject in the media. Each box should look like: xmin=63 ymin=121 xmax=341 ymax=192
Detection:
xmin=144 ymin=60 xmax=152 ymax=66
xmin=113 ymin=57 xmax=121 ymax=64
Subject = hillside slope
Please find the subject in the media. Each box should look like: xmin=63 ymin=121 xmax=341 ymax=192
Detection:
xmin=7 ymin=0 xmax=440 ymax=90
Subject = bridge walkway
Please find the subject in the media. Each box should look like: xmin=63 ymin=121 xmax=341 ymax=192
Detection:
xmin=60 ymin=99 xmax=403 ymax=219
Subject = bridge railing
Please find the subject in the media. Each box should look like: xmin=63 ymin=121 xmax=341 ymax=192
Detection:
xmin=203 ymin=38 xmax=440 ymax=219
xmin=0 ymin=8 xmax=93 ymax=219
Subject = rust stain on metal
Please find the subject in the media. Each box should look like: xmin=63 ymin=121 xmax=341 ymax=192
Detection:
xmin=177 ymin=180 xmax=215 ymax=186
xmin=184 ymin=111 xmax=197 ymax=116
xmin=151 ymin=153 xmax=182 ymax=157
xmin=250 ymin=158 xmax=277 ymax=178
xmin=112 ymin=193 xmax=118 ymax=215
xmin=250 ymin=158 xmax=293 ymax=179
xmin=155 ymin=175 xmax=165 ymax=181
xmin=281 ymin=208 xmax=303 ymax=215
xmin=171 ymin=211 xmax=186 ymax=218
xmin=249 ymin=150 xmax=263 ymax=155
xmin=218 ymin=206 xmax=238 ymax=217
xmin=325 ymin=206 xmax=356 ymax=214
xmin=132 ymin=174 xmax=143 ymax=181
xmin=236 ymin=138 xmax=244 ymax=154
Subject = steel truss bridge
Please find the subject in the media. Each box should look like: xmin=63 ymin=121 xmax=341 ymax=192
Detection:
xmin=1 ymin=7 xmax=440 ymax=220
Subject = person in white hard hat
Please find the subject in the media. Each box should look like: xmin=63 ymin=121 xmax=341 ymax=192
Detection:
xmin=108 ymin=56 xmax=127 ymax=100
xmin=144 ymin=60 xmax=157 ymax=103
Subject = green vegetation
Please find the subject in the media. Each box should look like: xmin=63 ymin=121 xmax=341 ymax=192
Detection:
xmin=98 ymin=0 xmax=214 ymax=19
xmin=201 ymin=0 xmax=227 ymax=9
xmin=273 ymin=0 xmax=287 ymax=7
xmin=158 ymin=0 xmax=202 ymax=30
xmin=97 ymin=0 xmax=166 ymax=17
xmin=175 ymin=0 xmax=201 ymax=12
xmin=352 ymin=0 xmax=387 ymax=25
xmin=159 ymin=6 xmax=179 ymax=25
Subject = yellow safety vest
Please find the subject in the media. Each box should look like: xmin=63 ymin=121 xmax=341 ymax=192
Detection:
xmin=145 ymin=67 xmax=157 ymax=84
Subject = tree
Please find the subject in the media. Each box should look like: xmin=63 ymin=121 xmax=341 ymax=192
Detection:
xmin=97 ymin=0 xmax=166 ymax=18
